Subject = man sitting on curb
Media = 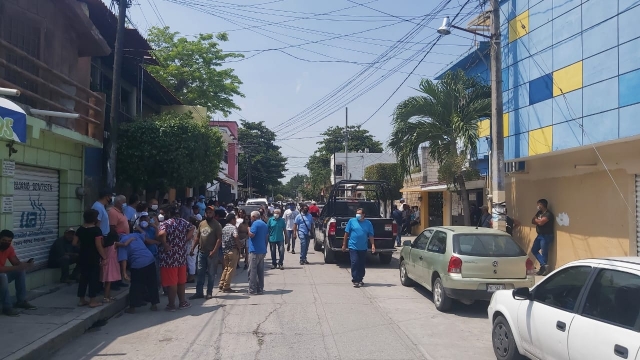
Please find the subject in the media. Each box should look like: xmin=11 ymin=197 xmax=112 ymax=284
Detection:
xmin=0 ymin=229 xmax=38 ymax=316
xmin=48 ymin=227 xmax=80 ymax=283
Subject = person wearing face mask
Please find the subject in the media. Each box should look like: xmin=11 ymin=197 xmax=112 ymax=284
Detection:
xmin=293 ymin=206 xmax=314 ymax=265
xmin=91 ymin=190 xmax=112 ymax=239
xmin=267 ymin=209 xmax=287 ymax=270
xmin=197 ymin=195 xmax=207 ymax=216
xmin=180 ymin=197 xmax=195 ymax=220
xmin=0 ymin=229 xmax=38 ymax=316
xmin=148 ymin=199 xmax=159 ymax=215
xmin=189 ymin=206 xmax=222 ymax=300
xmin=247 ymin=211 xmax=268 ymax=295
xmin=531 ymin=199 xmax=554 ymax=275
xmin=283 ymin=203 xmax=299 ymax=254
xmin=135 ymin=212 xmax=161 ymax=287
xmin=342 ymin=208 xmax=375 ymax=288
xmin=219 ymin=214 xmax=243 ymax=292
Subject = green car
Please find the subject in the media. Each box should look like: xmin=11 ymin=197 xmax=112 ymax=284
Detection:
xmin=399 ymin=226 xmax=536 ymax=312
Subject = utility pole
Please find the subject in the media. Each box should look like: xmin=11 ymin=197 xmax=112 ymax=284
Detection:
xmin=104 ymin=0 xmax=130 ymax=190
xmin=344 ymin=107 xmax=348 ymax=181
xmin=489 ymin=0 xmax=506 ymax=231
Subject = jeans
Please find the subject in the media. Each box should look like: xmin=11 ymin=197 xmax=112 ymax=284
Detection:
xmin=50 ymin=255 xmax=79 ymax=281
xmin=286 ymin=230 xmax=295 ymax=249
xmin=531 ymin=234 xmax=554 ymax=266
xmin=248 ymin=253 xmax=265 ymax=294
xmin=0 ymin=270 xmax=27 ymax=310
xmin=298 ymin=232 xmax=310 ymax=261
xmin=270 ymin=241 xmax=285 ymax=266
xmin=349 ymin=250 xmax=367 ymax=283
xmin=196 ymin=251 xmax=218 ymax=295
xmin=395 ymin=230 xmax=402 ymax=246
xmin=220 ymin=249 xmax=239 ymax=290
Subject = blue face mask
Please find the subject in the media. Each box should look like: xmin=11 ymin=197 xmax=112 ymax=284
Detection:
xmin=355 ymin=214 xmax=362 ymax=220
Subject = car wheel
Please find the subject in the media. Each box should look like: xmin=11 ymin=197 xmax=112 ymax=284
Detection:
xmin=379 ymin=253 xmax=392 ymax=265
xmin=432 ymin=277 xmax=452 ymax=312
xmin=492 ymin=316 xmax=525 ymax=360
xmin=323 ymin=241 xmax=336 ymax=264
xmin=313 ymin=238 xmax=322 ymax=251
xmin=400 ymin=260 xmax=414 ymax=287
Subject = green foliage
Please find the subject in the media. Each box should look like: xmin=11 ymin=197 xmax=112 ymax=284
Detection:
xmin=146 ymin=26 xmax=244 ymax=117
xmin=388 ymin=70 xmax=491 ymax=224
xmin=274 ymin=194 xmax=284 ymax=202
xmin=117 ymin=112 xmax=224 ymax=192
xmin=364 ymin=163 xmax=403 ymax=200
xmin=305 ymin=125 xmax=383 ymax=198
xmin=238 ymin=120 xmax=287 ymax=196
xmin=279 ymin=174 xmax=308 ymax=199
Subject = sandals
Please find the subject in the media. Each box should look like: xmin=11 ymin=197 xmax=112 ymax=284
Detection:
xmin=103 ymin=297 xmax=116 ymax=303
xmin=165 ymin=305 xmax=177 ymax=312
xmin=77 ymin=301 xmax=89 ymax=307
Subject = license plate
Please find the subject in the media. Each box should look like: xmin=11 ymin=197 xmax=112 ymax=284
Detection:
xmin=487 ymin=284 xmax=506 ymax=292
xmin=385 ymin=224 xmax=392 ymax=231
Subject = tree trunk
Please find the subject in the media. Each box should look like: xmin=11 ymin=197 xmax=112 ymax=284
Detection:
xmin=458 ymin=175 xmax=471 ymax=226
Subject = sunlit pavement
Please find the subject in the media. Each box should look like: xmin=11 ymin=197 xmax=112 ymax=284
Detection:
xmin=50 ymin=238 xmax=494 ymax=360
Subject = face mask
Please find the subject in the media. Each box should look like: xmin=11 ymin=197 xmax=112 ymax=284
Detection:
xmin=140 ymin=221 xmax=149 ymax=228
xmin=356 ymin=214 xmax=362 ymax=220
xmin=0 ymin=243 xmax=10 ymax=251
xmin=150 ymin=218 xmax=156 ymax=224
xmin=274 ymin=214 xmax=280 ymax=219
xmin=537 ymin=206 xmax=541 ymax=211
xmin=151 ymin=204 xmax=158 ymax=211
xmin=158 ymin=214 xmax=165 ymax=222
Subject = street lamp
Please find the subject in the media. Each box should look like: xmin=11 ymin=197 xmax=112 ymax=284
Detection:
xmin=437 ymin=0 xmax=506 ymax=231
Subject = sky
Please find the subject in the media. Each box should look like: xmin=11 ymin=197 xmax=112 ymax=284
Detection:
xmin=105 ymin=0 xmax=485 ymax=182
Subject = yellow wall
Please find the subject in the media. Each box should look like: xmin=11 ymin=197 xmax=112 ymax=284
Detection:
xmin=506 ymin=139 xmax=640 ymax=268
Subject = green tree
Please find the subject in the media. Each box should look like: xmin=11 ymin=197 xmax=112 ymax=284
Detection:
xmin=388 ymin=70 xmax=491 ymax=225
xmin=238 ymin=120 xmax=287 ymax=196
xmin=280 ymin=174 xmax=309 ymax=198
xmin=306 ymin=125 xmax=383 ymax=196
xmin=364 ymin=163 xmax=403 ymax=200
xmin=146 ymin=26 xmax=244 ymax=117
xmin=117 ymin=112 xmax=224 ymax=194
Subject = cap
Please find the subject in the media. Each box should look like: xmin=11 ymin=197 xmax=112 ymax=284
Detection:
xmin=199 ymin=195 xmax=205 ymax=199
xmin=207 ymin=205 xmax=216 ymax=211
xmin=140 ymin=212 xmax=149 ymax=217
xmin=399 ymin=198 xmax=405 ymax=202
xmin=65 ymin=227 xmax=76 ymax=233
xmin=311 ymin=201 xmax=317 ymax=204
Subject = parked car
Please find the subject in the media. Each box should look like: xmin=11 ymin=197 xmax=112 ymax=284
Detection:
xmin=488 ymin=257 xmax=640 ymax=360
xmin=399 ymin=226 xmax=535 ymax=312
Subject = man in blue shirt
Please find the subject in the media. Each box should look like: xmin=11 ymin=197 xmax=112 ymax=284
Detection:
xmin=293 ymin=205 xmax=314 ymax=265
xmin=124 ymin=194 xmax=139 ymax=222
xmin=117 ymin=232 xmax=159 ymax=313
xmin=248 ymin=211 xmax=268 ymax=295
xmin=342 ymin=208 xmax=375 ymax=287
xmin=92 ymin=190 xmax=111 ymax=237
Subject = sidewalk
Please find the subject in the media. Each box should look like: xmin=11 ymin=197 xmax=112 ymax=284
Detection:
xmin=0 ymin=283 xmax=128 ymax=360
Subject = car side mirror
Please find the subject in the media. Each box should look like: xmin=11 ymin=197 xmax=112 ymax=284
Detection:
xmin=403 ymin=240 xmax=412 ymax=247
xmin=512 ymin=287 xmax=532 ymax=301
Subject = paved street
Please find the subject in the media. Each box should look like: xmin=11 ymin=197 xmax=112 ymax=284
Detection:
xmin=50 ymin=244 xmax=494 ymax=360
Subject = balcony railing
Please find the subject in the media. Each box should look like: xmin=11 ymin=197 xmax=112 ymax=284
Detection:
xmin=0 ymin=39 xmax=106 ymax=142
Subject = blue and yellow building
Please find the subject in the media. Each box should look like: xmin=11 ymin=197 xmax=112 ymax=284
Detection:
xmin=499 ymin=0 xmax=640 ymax=267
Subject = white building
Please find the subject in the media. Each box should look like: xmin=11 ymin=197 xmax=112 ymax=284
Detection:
xmin=330 ymin=152 xmax=396 ymax=184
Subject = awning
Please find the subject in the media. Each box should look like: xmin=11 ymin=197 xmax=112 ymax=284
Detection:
xmin=421 ymin=184 xmax=448 ymax=192
xmin=400 ymin=186 xmax=422 ymax=193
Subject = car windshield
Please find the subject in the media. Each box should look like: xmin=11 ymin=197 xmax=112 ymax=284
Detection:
xmin=330 ymin=201 xmax=380 ymax=218
xmin=454 ymin=234 xmax=526 ymax=257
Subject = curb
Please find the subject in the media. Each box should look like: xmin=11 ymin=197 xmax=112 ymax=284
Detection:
xmin=7 ymin=290 xmax=129 ymax=360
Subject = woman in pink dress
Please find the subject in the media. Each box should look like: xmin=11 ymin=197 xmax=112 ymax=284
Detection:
xmin=101 ymin=231 xmax=133 ymax=302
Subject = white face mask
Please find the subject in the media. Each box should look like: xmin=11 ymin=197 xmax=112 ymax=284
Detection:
xmin=151 ymin=205 xmax=158 ymax=211
xmin=140 ymin=221 xmax=149 ymax=228
xmin=157 ymin=214 xmax=165 ymax=222
xmin=274 ymin=214 xmax=280 ymax=219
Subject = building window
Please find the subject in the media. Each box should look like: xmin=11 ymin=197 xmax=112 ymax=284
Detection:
xmin=335 ymin=164 xmax=343 ymax=177
xmin=223 ymin=150 xmax=228 ymax=163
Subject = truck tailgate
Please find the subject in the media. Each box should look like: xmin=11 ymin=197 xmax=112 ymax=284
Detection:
xmin=332 ymin=218 xmax=395 ymax=250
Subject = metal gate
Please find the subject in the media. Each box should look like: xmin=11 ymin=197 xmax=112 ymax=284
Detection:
xmin=12 ymin=165 xmax=60 ymax=269
xmin=636 ymin=175 xmax=640 ymax=256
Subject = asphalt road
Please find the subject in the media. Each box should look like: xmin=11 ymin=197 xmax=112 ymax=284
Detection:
xmin=51 ymin=241 xmax=495 ymax=360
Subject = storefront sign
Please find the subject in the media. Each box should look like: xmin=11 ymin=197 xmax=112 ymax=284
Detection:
xmin=1 ymin=196 xmax=13 ymax=213
xmin=2 ymin=159 xmax=15 ymax=176
xmin=0 ymin=98 xmax=27 ymax=143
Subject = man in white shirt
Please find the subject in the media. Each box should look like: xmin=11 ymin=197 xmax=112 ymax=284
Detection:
xmin=283 ymin=203 xmax=299 ymax=254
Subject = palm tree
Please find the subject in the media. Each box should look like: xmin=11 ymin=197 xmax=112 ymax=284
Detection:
xmin=389 ymin=70 xmax=491 ymax=225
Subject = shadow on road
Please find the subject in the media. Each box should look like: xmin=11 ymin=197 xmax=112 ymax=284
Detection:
xmin=411 ymin=285 xmax=489 ymax=319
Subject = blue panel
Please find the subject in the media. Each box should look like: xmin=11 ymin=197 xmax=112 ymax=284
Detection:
xmin=515 ymin=35 xmax=531 ymax=59
xmin=552 ymin=0 xmax=581 ymax=19
xmin=513 ymin=83 xmax=530 ymax=110
xmin=529 ymin=74 xmax=553 ymax=105
xmin=582 ymin=0 xmax=617 ymax=29
xmin=620 ymin=0 xmax=640 ymax=11
xmin=529 ymin=98 xmax=554 ymax=130
xmin=583 ymin=77 xmax=619 ymax=116
xmin=84 ymin=147 xmax=103 ymax=177
xmin=583 ymin=47 xmax=618 ymax=86
xmin=530 ymin=46 xmax=553 ymax=79
xmin=582 ymin=17 xmax=617 ymax=58
xmin=513 ymin=132 xmax=529 ymax=158
xmin=505 ymin=136 xmax=514 ymax=160
xmin=619 ymin=69 xmax=640 ymax=107
xmin=552 ymin=7 xmax=582 ymax=44
xmin=552 ymin=119 xmax=583 ymax=150
xmin=512 ymin=106 xmax=531 ymax=134
xmin=529 ymin=0 xmax=553 ymax=30
xmin=502 ymin=40 xmax=514 ymax=67
xmin=619 ymin=37 xmax=640 ymax=74
xmin=501 ymin=0 xmax=513 ymax=24
xmin=504 ymin=88 xmax=514 ymax=112
xmin=529 ymin=23 xmax=553 ymax=52
xmin=477 ymin=137 xmax=489 ymax=156
xmin=513 ymin=0 xmax=529 ymax=14
xmin=619 ymin=103 xmax=640 ymax=138
xmin=503 ymin=68 xmax=511 ymax=91
xmin=620 ymin=4 xmax=640 ymax=44
xmin=552 ymin=89 xmax=582 ymax=123
xmin=552 ymin=35 xmax=582 ymax=71
xmin=501 ymin=22 xmax=510 ymax=47
xmin=513 ymin=58 xmax=531 ymax=87
xmin=582 ymin=109 xmax=619 ymax=145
